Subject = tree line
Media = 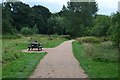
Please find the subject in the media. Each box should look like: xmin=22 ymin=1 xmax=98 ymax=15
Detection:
xmin=2 ymin=1 xmax=120 ymax=47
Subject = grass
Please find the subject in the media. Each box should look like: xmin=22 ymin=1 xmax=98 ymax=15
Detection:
xmin=2 ymin=34 xmax=22 ymax=39
xmin=83 ymin=41 xmax=118 ymax=62
xmin=77 ymin=36 xmax=101 ymax=44
xmin=2 ymin=52 xmax=47 ymax=78
xmin=2 ymin=35 xmax=68 ymax=64
xmin=72 ymin=41 xmax=118 ymax=78
xmin=2 ymin=34 xmax=69 ymax=78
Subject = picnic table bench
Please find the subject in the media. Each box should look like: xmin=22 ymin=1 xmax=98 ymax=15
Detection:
xmin=28 ymin=42 xmax=43 ymax=51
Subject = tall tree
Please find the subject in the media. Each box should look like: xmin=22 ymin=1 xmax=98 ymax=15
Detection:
xmin=47 ymin=16 xmax=66 ymax=35
xmin=31 ymin=5 xmax=51 ymax=34
xmin=108 ymin=12 xmax=120 ymax=47
xmin=61 ymin=1 xmax=98 ymax=37
xmin=91 ymin=15 xmax=111 ymax=36
xmin=11 ymin=2 xmax=32 ymax=31
xmin=2 ymin=3 xmax=15 ymax=34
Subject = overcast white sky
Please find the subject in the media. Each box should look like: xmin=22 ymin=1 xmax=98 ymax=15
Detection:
xmin=3 ymin=0 xmax=120 ymax=15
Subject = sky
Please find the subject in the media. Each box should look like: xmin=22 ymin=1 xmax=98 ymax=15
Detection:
xmin=3 ymin=0 xmax=120 ymax=15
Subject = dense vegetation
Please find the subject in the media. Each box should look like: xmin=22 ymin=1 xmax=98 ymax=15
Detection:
xmin=2 ymin=1 xmax=120 ymax=47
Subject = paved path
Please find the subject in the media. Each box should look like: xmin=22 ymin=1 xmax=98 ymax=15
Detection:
xmin=29 ymin=40 xmax=87 ymax=78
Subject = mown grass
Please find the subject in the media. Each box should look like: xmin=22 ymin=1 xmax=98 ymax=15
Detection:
xmin=72 ymin=41 xmax=118 ymax=78
xmin=2 ymin=53 xmax=47 ymax=78
xmin=2 ymin=34 xmax=69 ymax=78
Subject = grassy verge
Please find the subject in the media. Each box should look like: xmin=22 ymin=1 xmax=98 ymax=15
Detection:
xmin=2 ymin=52 xmax=47 ymax=78
xmin=72 ymin=41 xmax=118 ymax=78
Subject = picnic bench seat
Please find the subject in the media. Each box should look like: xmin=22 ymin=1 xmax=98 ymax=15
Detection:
xmin=28 ymin=42 xmax=43 ymax=51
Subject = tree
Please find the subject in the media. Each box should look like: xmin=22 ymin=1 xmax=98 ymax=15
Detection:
xmin=2 ymin=3 xmax=15 ymax=34
xmin=61 ymin=1 xmax=98 ymax=37
xmin=47 ymin=16 xmax=66 ymax=35
xmin=108 ymin=12 xmax=120 ymax=47
xmin=31 ymin=5 xmax=51 ymax=34
xmin=91 ymin=15 xmax=111 ymax=36
xmin=11 ymin=2 xmax=32 ymax=31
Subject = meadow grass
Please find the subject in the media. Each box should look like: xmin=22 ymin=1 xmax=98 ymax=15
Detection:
xmin=72 ymin=41 xmax=118 ymax=78
xmin=2 ymin=34 xmax=22 ymax=39
xmin=83 ymin=41 xmax=118 ymax=62
xmin=2 ymin=34 xmax=68 ymax=78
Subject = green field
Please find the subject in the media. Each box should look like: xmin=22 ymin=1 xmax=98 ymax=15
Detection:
xmin=72 ymin=41 xmax=118 ymax=78
xmin=2 ymin=53 xmax=47 ymax=78
xmin=2 ymin=35 xmax=68 ymax=78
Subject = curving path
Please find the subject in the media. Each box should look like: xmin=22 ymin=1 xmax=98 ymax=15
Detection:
xmin=29 ymin=40 xmax=87 ymax=78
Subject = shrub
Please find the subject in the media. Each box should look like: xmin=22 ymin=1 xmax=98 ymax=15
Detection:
xmin=100 ymin=37 xmax=111 ymax=42
xmin=20 ymin=27 xmax=34 ymax=36
xmin=77 ymin=36 xmax=101 ymax=44
xmin=59 ymin=35 xmax=72 ymax=39
xmin=63 ymin=35 xmax=72 ymax=39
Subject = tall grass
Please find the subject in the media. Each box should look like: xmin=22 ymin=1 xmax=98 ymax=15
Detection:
xmin=2 ymin=34 xmax=22 ymax=39
xmin=77 ymin=36 xmax=101 ymax=44
xmin=72 ymin=41 xmax=118 ymax=78
xmin=83 ymin=41 xmax=118 ymax=62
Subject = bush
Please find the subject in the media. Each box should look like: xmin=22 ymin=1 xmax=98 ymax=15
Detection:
xmin=59 ymin=35 xmax=72 ymax=39
xmin=100 ymin=37 xmax=111 ymax=42
xmin=20 ymin=27 xmax=34 ymax=36
xmin=77 ymin=36 xmax=101 ymax=44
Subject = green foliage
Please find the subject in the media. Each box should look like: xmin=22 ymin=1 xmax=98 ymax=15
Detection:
xmin=61 ymin=1 xmax=98 ymax=37
xmin=2 ymin=4 xmax=15 ymax=34
xmin=20 ymin=27 xmax=36 ymax=36
xmin=32 ymin=24 xmax=39 ymax=34
xmin=31 ymin=5 xmax=51 ymax=34
xmin=47 ymin=16 xmax=66 ymax=35
xmin=2 ymin=2 xmax=51 ymax=34
xmin=90 ymin=15 xmax=111 ymax=36
xmin=72 ymin=41 xmax=118 ymax=78
xmin=84 ymin=42 xmax=118 ymax=62
xmin=60 ymin=35 xmax=72 ymax=39
xmin=108 ymin=12 xmax=120 ymax=47
xmin=77 ymin=36 xmax=101 ymax=44
xmin=100 ymin=37 xmax=111 ymax=42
